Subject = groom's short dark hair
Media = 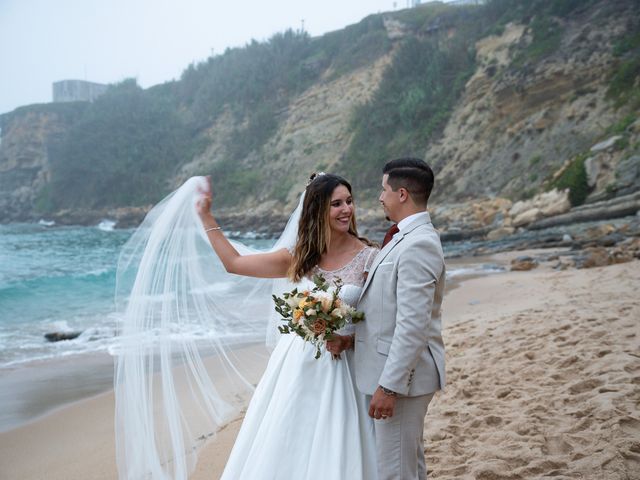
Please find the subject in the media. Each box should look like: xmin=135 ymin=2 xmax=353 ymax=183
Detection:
xmin=383 ymin=157 xmax=434 ymax=207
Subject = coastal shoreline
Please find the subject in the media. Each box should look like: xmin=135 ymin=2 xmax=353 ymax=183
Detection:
xmin=1 ymin=252 xmax=638 ymax=479
xmin=0 ymin=352 xmax=115 ymax=433
xmin=0 ymin=255 xmax=510 ymax=434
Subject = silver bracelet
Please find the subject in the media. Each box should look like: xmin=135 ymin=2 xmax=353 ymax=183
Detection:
xmin=204 ymin=226 xmax=222 ymax=233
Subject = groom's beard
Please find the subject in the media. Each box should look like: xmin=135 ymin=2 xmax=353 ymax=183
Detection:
xmin=385 ymin=216 xmax=391 ymax=222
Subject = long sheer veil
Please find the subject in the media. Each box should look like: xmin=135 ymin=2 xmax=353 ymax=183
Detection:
xmin=113 ymin=176 xmax=302 ymax=479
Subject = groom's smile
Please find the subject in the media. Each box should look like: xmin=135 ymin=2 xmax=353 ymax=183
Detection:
xmin=379 ymin=174 xmax=400 ymax=222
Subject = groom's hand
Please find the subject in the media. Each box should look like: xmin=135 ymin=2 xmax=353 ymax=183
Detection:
xmin=369 ymin=386 xmax=396 ymax=419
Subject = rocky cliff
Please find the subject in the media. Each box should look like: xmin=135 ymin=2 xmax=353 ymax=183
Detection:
xmin=0 ymin=104 xmax=87 ymax=222
xmin=0 ymin=0 xmax=638 ymax=232
xmin=429 ymin=3 xmax=636 ymax=202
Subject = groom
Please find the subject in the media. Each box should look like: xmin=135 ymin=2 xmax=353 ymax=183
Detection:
xmin=330 ymin=157 xmax=446 ymax=480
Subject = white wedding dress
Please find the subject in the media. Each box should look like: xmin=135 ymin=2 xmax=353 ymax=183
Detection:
xmin=114 ymin=178 xmax=379 ymax=480
xmin=221 ymin=246 xmax=379 ymax=480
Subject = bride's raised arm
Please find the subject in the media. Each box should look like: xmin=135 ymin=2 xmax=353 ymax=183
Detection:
xmin=196 ymin=178 xmax=292 ymax=278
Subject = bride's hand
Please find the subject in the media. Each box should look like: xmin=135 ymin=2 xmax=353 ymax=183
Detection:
xmin=196 ymin=176 xmax=213 ymax=218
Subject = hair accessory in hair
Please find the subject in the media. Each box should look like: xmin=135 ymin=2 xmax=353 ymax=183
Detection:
xmin=306 ymin=172 xmax=326 ymax=187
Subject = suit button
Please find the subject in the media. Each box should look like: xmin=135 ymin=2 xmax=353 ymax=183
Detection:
xmin=407 ymin=368 xmax=415 ymax=386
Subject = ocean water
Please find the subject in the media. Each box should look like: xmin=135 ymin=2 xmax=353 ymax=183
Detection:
xmin=0 ymin=223 xmax=126 ymax=368
xmin=0 ymin=223 xmax=504 ymax=370
xmin=0 ymin=223 xmax=275 ymax=369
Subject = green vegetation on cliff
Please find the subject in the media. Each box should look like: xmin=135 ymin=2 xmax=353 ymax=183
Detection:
xmin=344 ymin=4 xmax=484 ymax=191
xmin=608 ymin=30 xmax=640 ymax=109
xmin=44 ymin=80 xmax=190 ymax=210
xmin=548 ymin=153 xmax=590 ymax=206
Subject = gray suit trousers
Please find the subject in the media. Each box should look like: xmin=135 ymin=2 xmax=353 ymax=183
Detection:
xmin=367 ymin=393 xmax=434 ymax=480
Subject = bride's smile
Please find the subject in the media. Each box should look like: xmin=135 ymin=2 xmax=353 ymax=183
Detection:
xmin=329 ymin=185 xmax=355 ymax=233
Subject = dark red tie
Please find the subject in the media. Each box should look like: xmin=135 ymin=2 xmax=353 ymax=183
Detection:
xmin=382 ymin=224 xmax=399 ymax=247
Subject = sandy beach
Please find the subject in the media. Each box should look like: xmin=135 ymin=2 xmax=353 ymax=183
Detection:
xmin=1 ymin=253 xmax=638 ymax=480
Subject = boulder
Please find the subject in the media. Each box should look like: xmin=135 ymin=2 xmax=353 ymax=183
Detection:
xmin=578 ymin=247 xmax=611 ymax=268
xmin=590 ymin=135 xmax=623 ymax=152
xmin=512 ymin=208 xmax=543 ymax=227
xmin=584 ymin=156 xmax=599 ymax=188
xmin=596 ymin=233 xmax=626 ymax=247
xmin=538 ymin=189 xmax=571 ymax=217
xmin=44 ymin=331 xmax=83 ymax=342
xmin=508 ymin=189 xmax=570 ymax=224
xmin=610 ymin=249 xmax=634 ymax=264
xmin=585 ymin=223 xmax=616 ymax=239
xmin=614 ymin=155 xmax=640 ymax=190
xmin=486 ymin=226 xmax=515 ymax=240
xmin=510 ymin=256 xmax=538 ymax=271
xmin=509 ymin=199 xmax=531 ymax=218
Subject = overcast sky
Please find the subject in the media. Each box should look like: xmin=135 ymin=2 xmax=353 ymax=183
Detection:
xmin=0 ymin=0 xmax=457 ymax=115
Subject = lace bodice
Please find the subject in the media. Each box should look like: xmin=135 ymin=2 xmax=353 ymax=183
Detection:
xmin=308 ymin=246 xmax=379 ymax=308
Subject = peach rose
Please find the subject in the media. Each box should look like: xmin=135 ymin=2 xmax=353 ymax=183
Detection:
xmin=312 ymin=319 xmax=327 ymax=335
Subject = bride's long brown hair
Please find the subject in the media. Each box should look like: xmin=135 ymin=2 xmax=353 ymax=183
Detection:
xmin=288 ymin=173 xmax=372 ymax=282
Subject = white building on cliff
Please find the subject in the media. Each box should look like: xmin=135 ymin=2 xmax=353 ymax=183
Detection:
xmin=52 ymin=80 xmax=108 ymax=103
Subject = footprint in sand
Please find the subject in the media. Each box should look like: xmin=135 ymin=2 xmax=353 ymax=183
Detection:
xmin=619 ymin=416 xmax=640 ymax=436
xmin=568 ymin=378 xmax=604 ymax=395
xmin=484 ymin=415 xmax=503 ymax=426
xmin=557 ymin=338 xmax=580 ymax=347
xmin=541 ymin=435 xmax=573 ymax=455
xmin=435 ymin=465 xmax=468 ymax=477
xmin=519 ymin=459 xmax=568 ymax=476
xmin=598 ymin=386 xmax=620 ymax=394
xmin=589 ymin=330 xmax=608 ymax=340
xmin=558 ymin=355 xmax=580 ymax=368
xmin=570 ymin=405 xmax=595 ymax=419
xmin=623 ymin=450 xmax=640 ymax=476
xmin=624 ymin=364 xmax=640 ymax=373
xmin=496 ymin=387 xmax=511 ymax=399
xmin=567 ymin=416 xmax=594 ymax=433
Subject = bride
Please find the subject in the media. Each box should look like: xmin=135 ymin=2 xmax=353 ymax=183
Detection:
xmin=114 ymin=173 xmax=379 ymax=479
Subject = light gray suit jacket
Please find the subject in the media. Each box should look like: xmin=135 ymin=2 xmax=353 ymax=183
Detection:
xmin=354 ymin=213 xmax=445 ymax=396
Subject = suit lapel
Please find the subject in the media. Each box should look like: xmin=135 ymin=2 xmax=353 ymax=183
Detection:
xmin=359 ymin=213 xmax=433 ymax=300
xmin=360 ymin=235 xmax=402 ymax=294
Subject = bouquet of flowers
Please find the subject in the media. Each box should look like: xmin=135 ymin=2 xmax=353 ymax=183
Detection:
xmin=272 ymin=274 xmax=365 ymax=359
